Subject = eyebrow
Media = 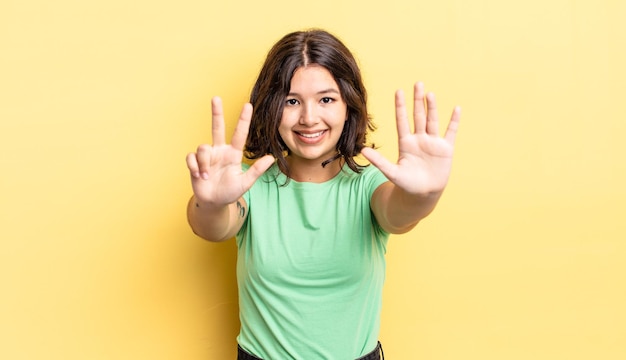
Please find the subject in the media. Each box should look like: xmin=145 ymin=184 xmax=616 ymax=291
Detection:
xmin=287 ymin=88 xmax=341 ymax=96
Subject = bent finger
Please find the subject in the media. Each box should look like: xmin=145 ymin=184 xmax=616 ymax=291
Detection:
xmin=195 ymin=144 xmax=212 ymax=179
xmin=186 ymin=152 xmax=201 ymax=179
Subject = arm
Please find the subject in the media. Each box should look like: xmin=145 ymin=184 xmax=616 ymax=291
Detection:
xmin=363 ymin=82 xmax=461 ymax=234
xmin=370 ymin=182 xmax=442 ymax=234
xmin=186 ymin=196 xmax=247 ymax=242
xmin=185 ymin=97 xmax=274 ymax=242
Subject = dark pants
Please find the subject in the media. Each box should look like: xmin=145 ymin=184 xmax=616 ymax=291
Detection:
xmin=237 ymin=341 xmax=384 ymax=360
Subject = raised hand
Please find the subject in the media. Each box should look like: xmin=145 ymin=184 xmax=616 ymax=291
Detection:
xmin=186 ymin=97 xmax=274 ymax=208
xmin=362 ymin=82 xmax=460 ymax=196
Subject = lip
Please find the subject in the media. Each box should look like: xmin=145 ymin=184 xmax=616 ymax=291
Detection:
xmin=294 ymin=129 xmax=327 ymax=144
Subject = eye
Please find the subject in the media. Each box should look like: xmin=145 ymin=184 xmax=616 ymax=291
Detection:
xmin=320 ymin=97 xmax=334 ymax=104
xmin=285 ymin=98 xmax=299 ymax=106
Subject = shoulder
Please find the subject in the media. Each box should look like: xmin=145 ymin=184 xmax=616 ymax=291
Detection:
xmin=346 ymin=164 xmax=389 ymax=190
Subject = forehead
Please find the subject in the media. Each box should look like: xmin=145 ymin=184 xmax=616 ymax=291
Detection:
xmin=289 ymin=64 xmax=339 ymax=92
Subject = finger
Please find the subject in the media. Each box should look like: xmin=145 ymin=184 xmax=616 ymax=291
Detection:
xmin=361 ymin=147 xmax=397 ymax=181
xmin=186 ymin=152 xmax=201 ymax=179
xmin=425 ymin=92 xmax=440 ymax=135
xmin=242 ymin=154 xmax=275 ymax=189
xmin=231 ymin=103 xmax=253 ymax=151
xmin=195 ymin=144 xmax=212 ymax=179
xmin=444 ymin=106 xmax=461 ymax=144
xmin=211 ymin=97 xmax=226 ymax=146
xmin=413 ymin=82 xmax=427 ymax=134
xmin=395 ymin=90 xmax=411 ymax=137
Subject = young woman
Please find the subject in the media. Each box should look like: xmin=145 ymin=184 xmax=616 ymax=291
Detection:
xmin=186 ymin=29 xmax=461 ymax=360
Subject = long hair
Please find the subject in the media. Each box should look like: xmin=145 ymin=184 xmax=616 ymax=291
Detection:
xmin=245 ymin=29 xmax=375 ymax=179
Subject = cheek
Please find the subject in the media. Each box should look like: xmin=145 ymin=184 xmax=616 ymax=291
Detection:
xmin=335 ymin=106 xmax=348 ymax=124
xmin=336 ymin=115 xmax=348 ymax=131
xmin=278 ymin=119 xmax=291 ymax=143
xmin=278 ymin=126 xmax=288 ymax=140
xmin=279 ymin=110 xmax=298 ymax=132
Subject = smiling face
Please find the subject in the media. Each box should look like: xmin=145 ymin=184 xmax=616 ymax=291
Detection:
xmin=279 ymin=65 xmax=348 ymax=167
xmin=246 ymin=30 xmax=373 ymax=181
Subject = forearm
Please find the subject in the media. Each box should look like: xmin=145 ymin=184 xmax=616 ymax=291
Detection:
xmin=372 ymin=182 xmax=443 ymax=234
xmin=186 ymin=196 xmax=243 ymax=242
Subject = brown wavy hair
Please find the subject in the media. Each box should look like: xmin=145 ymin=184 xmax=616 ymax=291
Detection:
xmin=245 ymin=29 xmax=375 ymax=179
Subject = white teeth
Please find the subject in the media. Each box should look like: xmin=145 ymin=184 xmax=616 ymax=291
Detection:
xmin=298 ymin=131 xmax=324 ymax=138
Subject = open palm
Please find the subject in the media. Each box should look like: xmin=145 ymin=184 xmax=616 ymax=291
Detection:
xmin=186 ymin=97 xmax=274 ymax=208
xmin=362 ymin=82 xmax=460 ymax=195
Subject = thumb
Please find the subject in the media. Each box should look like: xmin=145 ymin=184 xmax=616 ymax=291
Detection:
xmin=361 ymin=147 xmax=397 ymax=181
xmin=242 ymin=155 xmax=275 ymax=189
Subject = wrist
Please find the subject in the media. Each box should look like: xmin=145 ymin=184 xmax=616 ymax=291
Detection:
xmin=394 ymin=185 xmax=442 ymax=202
xmin=192 ymin=197 xmax=229 ymax=213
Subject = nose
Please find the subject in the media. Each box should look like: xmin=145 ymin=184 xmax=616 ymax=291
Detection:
xmin=299 ymin=102 xmax=319 ymax=126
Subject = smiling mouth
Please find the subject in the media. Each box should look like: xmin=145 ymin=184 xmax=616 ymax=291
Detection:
xmin=295 ymin=130 xmax=326 ymax=139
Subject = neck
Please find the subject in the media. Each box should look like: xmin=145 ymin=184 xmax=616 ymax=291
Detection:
xmin=286 ymin=156 xmax=343 ymax=183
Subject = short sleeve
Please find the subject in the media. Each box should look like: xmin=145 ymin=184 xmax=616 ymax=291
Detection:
xmin=361 ymin=165 xmax=389 ymax=199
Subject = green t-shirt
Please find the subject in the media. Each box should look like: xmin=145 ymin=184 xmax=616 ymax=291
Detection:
xmin=237 ymin=162 xmax=390 ymax=359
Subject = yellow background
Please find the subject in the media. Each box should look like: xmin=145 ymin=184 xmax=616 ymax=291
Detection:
xmin=1 ymin=0 xmax=625 ymax=359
